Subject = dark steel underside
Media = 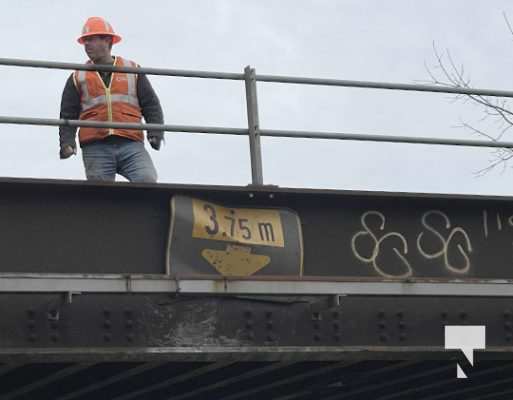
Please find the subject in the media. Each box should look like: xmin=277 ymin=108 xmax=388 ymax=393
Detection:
xmin=1 ymin=359 xmax=512 ymax=400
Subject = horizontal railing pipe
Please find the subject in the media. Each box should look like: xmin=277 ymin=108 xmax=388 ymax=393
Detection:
xmin=260 ymin=129 xmax=513 ymax=148
xmin=0 ymin=116 xmax=248 ymax=135
xmin=255 ymin=74 xmax=513 ymax=98
xmin=2 ymin=115 xmax=513 ymax=149
xmin=1 ymin=57 xmax=513 ymax=98
xmin=0 ymin=57 xmax=244 ymax=80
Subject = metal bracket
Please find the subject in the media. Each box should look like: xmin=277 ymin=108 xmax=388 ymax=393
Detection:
xmin=64 ymin=291 xmax=81 ymax=304
xmin=125 ymin=275 xmax=133 ymax=293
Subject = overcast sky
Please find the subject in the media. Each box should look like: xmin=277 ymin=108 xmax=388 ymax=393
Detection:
xmin=2 ymin=0 xmax=513 ymax=195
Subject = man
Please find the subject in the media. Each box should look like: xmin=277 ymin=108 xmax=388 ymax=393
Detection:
xmin=59 ymin=16 xmax=164 ymax=183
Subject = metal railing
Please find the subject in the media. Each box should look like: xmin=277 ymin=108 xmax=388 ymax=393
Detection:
xmin=2 ymin=56 xmax=513 ymax=185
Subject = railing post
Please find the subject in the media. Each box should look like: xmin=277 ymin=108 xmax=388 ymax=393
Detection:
xmin=244 ymin=65 xmax=264 ymax=185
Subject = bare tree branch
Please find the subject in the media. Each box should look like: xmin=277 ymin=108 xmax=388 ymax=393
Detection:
xmin=425 ymin=32 xmax=513 ymax=174
xmin=504 ymin=11 xmax=513 ymax=37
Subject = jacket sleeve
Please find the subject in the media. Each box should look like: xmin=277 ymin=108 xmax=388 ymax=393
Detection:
xmin=59 ymin=74 xmax=81 ymax=148
xmin=137 ymin=74 xmax=165 ymax=139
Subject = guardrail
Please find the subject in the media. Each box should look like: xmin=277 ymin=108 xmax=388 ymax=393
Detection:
xmin=1 ymin=57 xmax=512 ymax=185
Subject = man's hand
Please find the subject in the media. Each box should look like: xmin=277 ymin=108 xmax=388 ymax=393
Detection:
xmin=60 ymin=144 xmax=76 ymax=159
xmin=148 ymin=136 xmax=162 ymax=151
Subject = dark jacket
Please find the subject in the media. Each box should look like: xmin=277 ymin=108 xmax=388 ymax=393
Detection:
xmin=59 ymin=69 xmax=164 ymax=149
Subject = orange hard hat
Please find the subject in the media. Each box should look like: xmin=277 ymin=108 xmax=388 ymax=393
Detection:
xmin=77 ymin=17 xmax=122 ymax=44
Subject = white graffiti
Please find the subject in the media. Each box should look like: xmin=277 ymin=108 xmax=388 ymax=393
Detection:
xmin=482 ymin=210 xmax=513 ymax=238
xmin=482 ymin=210 xmax=488 ymax=239
xmin=497 ymin=212 xmax=503 ymax=231
xmin=417 ymin=210 xmax=473 ymax=274
xmin=351 ymin=211 xmax=412 ymax=279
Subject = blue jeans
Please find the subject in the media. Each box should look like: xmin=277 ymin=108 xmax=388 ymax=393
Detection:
xmin=81 ymin=136 xmax=158 ymax=183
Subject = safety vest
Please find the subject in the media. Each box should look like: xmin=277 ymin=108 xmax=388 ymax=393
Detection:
xmin=73 ymin=56 xmax=143 ymax=144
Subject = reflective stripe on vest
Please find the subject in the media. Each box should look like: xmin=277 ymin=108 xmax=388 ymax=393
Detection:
xmin=75 ymin=57 xmax=140 ymax=112
xmin=81 ymin=93 xmax=140 ymax=111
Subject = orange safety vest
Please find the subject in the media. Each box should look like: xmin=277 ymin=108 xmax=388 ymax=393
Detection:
xmin=73 ymin=56 xmax=143 ymax=144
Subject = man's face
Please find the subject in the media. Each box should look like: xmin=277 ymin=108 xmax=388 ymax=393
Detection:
xmin=83 ymin=35 xmax=112 ymax=62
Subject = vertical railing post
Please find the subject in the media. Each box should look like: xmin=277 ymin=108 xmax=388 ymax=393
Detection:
xmin=244 ymin=65 xmax=264 ymax=185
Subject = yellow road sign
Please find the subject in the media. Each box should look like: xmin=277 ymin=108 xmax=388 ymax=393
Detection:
xmin=202 ymin=244 xmax=271 ymax=276
xmin=192 ymin=199 xmax=285 ymax=247
xmin=168 ymin=196 xmax=303 ymax=277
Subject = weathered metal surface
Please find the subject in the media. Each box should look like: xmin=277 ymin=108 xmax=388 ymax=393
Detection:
xmin=1 ymin=177 xmax=513 ymax=283
xmin=0 ymin=285 xmax=506 ymax=397
xmin=0 ymin=293 xmax=510 ymax=351
xmin=2 ymin=180 xmax=513 ymax=397
xmin=0 ymin=178 xmax=169 ymax=273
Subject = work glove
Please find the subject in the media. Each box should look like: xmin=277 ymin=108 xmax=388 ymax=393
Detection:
xmin=147 ymin=132 xmax=164 ymax=151
xmin=60 ymin=144 xmax=77 ymax=159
